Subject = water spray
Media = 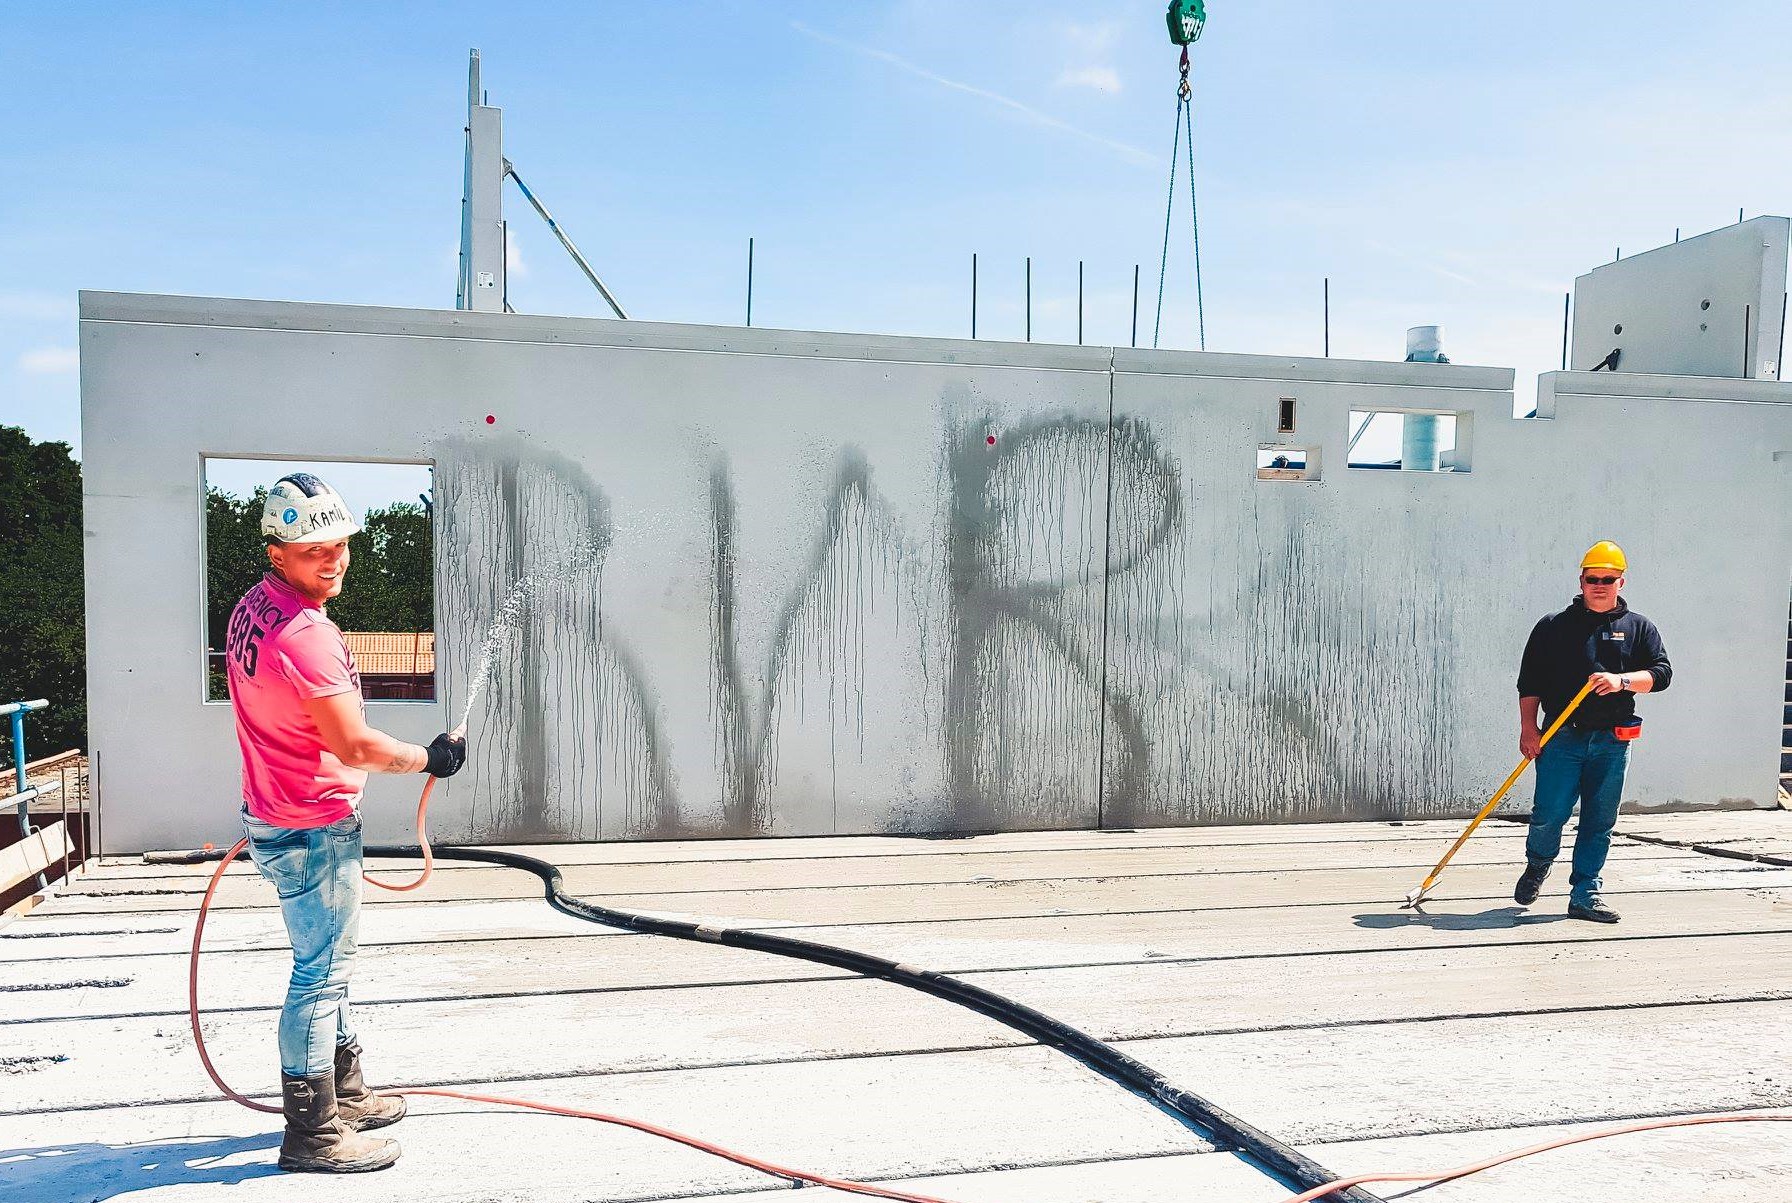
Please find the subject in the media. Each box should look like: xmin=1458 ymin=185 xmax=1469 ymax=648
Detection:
xmin=457 ymin=544 xmax=604 ymax=731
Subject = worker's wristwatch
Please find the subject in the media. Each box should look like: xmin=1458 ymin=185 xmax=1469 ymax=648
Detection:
xmin=1618 ymin=674 xmax=1631 ymax=692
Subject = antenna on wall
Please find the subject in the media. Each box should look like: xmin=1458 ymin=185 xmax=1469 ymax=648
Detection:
xmin=456 ymin=50 xmax=628 ymax=319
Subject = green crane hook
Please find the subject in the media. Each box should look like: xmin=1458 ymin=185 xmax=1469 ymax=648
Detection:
xmin=1166 ymin=0 xmax=1206 ymax=45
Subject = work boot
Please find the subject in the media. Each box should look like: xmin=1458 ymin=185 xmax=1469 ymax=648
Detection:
xmin=1567 ymin=896 xmax=1621 ymax=924
xmin=1513 ymin=860 xmax=1552 ymax=906
xmin=335 ymin=1040 xmax=407 ymax=1131
xmin=277 ymin=1071 xmax=401 ymax=1173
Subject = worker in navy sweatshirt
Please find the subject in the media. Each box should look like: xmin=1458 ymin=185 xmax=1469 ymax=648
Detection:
xmin=1513 ymin=541 xmax=1671 ymax=923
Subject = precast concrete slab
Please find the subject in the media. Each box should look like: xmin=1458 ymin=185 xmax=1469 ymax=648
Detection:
xmin=9 ymin=911 xmax=1792 ymax=1027
xmin=74 ymin=831 xmax=1565 ymax=896
xmin=4 ymin=815 xmax=1791 ymax=1202
xmin=34 ymin=843 xmax=1767 ymax=918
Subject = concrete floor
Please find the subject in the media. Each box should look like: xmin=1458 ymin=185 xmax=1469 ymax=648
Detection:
xmin=4 ymin=811 xmax=1791 ymax=1202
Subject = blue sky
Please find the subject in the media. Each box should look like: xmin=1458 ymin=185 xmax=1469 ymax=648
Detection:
xmin=7 ymin=0 xmax=1791 ymax=496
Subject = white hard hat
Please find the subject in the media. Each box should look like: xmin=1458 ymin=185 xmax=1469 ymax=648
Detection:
xmin=261 ymin=473 xmax=362 ymax=544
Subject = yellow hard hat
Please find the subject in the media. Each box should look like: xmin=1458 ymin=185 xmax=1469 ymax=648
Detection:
xmin=1580 ymin=540 xmax=1627 ymax=572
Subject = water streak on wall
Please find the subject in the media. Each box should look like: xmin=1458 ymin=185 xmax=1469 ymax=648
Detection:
xmin=436 ymin=437 xmax=678 ymax=841
xmin=708 ymin=450 xmax=911 ymax=834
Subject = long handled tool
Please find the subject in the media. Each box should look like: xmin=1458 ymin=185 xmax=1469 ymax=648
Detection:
xmin=1401 ymin=679 xmax=1595 ymax=909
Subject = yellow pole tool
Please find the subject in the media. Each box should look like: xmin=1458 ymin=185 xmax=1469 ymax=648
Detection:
xmin=1401 ymin=679 xmax=1596 ymax=910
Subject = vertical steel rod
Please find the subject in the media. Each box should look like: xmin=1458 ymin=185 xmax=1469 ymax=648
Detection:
xmin=1562 ymin=291 xmax=1571 ymax=370
xmin=1077 ymin=261 xmax=1084 ymax=345
xmin=747 ymin=237 xmax=755 ymax=327
xmin=1026 ymin=257 xmax=1032 ymax=341
xmin=1778 ymin=291 xmax=1787 ymax=380
xmin=971 ymin=253 xmax=978 ymax=339
xmin=1744 ymin=303 xmax=1752 ymax=377
xmin=1323 ymin=277 xmax=1330 ymax=357
xmin=1130 ymin=265 xmax=1139 ymax=348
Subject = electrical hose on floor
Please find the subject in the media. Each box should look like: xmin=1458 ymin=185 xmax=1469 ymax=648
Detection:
xmin=188 ymin=778 xmax=1788 ymax=1203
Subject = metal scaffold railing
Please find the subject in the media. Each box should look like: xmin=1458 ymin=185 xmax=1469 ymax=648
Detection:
xmin=2 ymin=698 xmax=90 ymax=905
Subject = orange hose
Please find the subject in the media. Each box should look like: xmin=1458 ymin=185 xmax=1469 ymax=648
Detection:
xmin=1274 ymin=1113 xmax=1792 ymax=1202
xmin=361 ymin=775 xmax=435 ymax=892
xmin=187 ymin=777 xmax=965 ymax=1203
xmin=194 ymin=779 xmax=1789 ymax=1201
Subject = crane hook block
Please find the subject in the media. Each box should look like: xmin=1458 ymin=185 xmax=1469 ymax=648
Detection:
xmin=1166 ymin=0 xmax=1206 ymax=45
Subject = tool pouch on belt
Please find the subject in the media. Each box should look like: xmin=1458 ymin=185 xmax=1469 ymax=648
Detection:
xmin=1614 ymin=716 xmax=1643 ymax=742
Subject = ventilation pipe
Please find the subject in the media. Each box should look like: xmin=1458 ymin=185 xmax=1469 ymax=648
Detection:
xmin=1402 ymin=326 xmax=1446 ymax=471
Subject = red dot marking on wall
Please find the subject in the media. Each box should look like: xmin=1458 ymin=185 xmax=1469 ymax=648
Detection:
xmin=986 ymin=434 xmax=997 ymax=446
xmin=485 ymin=415 xmax=496 ymax=425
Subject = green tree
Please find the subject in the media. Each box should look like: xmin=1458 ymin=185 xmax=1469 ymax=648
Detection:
xmin=204 ymin=491 xmax=434 ymax=698
xmin=0 ymin=426 xmax=86 ymax=755
xmin=329 ymin=503 xmax=434 ymax=634
xmin=206 ymin=486 xmax=271 ymax=649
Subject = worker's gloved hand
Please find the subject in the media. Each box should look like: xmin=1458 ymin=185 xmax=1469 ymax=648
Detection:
xmin=423 ymin=732 xmax=467 ymax=778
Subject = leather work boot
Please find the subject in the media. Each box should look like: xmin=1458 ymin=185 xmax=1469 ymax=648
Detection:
xmin=1567 ymin=896 xmax=1621 ymax=924
xmin=335 ymin=1040 xmax=407 ymax=1131
xmin=1513 ymin=860 xmax=1552 ymax=906
xmin=277 ymin=1071 xmax=401 ymax=1173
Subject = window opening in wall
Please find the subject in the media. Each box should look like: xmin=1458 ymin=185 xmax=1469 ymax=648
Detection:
xmin=1277 ymin=396 xmax=1297 ymax=433
xmin=1256 ymin=445 xmax=1320 ymax=481
xmin=203 ymin=459 xmax=436 ymax=703
xmin=1347 ymin=410 xmax=1464 ymax=472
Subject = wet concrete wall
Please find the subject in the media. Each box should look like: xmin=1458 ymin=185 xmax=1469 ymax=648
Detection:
xmin=79 ymin=294 xmax=1792 ymax=851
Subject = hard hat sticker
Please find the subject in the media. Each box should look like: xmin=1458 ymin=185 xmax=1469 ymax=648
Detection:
xmin=282 ymin=508 xmax=298 ymax=524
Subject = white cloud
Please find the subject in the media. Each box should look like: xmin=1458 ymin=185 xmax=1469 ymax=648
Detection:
xmin=1055 ymin=66 xmax=1122 ymax=94
xmin=0 ymin=293 xmax=76 ymax=321
xmin=506 ymin=231 xmax=527 ymax=278
xmin=1058 ymin=21 xmax=1120 ymax=56
xmin=791 ymin=21 xmax=1153 ymax=167
xmin=19 ymin=347 xmax=78 ymax=374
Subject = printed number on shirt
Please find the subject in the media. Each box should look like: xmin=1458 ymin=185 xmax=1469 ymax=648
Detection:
xmin=226 ymin=606 xmax=267 ymax=677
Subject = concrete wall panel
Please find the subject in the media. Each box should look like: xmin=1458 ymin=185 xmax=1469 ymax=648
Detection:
xmin=78 ymin=294 xmax=1792 ymax=851
xmin=1572 ymin=217 xmax=1789 ymax=379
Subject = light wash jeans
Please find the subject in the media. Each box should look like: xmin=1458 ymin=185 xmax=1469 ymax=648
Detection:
xmin=243 ymin=809 xmax=363 ymax=1077
xmin=1524 ymin=727 xmax=1630 ymax=908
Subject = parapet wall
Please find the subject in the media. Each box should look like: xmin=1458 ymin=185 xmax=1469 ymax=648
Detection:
xmin=79 ymin=293 xmax=1792 ymax=851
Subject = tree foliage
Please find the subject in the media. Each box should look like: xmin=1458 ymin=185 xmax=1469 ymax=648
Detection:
xmin=0 ymin=426 xmax=86 ymax=755
xmin=205 ymin=491 xmax=434 ymax=645
xmin=0 ymin=431 xmax=437 ymax=754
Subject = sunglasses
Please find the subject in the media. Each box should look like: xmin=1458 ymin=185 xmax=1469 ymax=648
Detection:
xmin=1581 ymin=575 xmax=1620 ymax=585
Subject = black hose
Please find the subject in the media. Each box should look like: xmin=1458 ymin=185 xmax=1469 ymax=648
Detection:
xmin=376 ymin=843 xmax=1382 ymax=1203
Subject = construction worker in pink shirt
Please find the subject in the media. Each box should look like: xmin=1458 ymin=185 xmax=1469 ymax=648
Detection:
xmin=225 ymin=472 xmax=465 ymax=1173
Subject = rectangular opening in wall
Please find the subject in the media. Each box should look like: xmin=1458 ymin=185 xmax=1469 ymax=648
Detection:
xmin=1277 ymin=396 xmax=1297 ymax=433
xmin=202 ymin=459 xmax=436 ymax=703
xmin=1256 ymin=445 xmax=1321 ymax=481
xmin=1347 ymin=410 xmax=1467 ymax=471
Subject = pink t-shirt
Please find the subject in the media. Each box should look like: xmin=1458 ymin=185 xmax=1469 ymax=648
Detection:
xmin=226 ymin=572 xmax=368 ymax=828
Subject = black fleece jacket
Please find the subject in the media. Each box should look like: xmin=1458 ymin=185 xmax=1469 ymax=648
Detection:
xmin=1516 ymin=597 xmax=1672 ymax=729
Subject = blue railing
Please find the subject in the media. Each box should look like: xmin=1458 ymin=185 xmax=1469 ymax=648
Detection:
xmin=3 ymin=699 xmax=53 ymax=890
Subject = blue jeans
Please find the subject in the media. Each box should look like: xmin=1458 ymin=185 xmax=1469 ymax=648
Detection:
xmin=243 ymin=810 xmax=363 ymax=1077
xmin=1525 ymin=728 xmax=1629 ymax=907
